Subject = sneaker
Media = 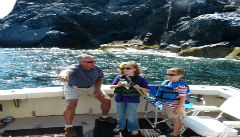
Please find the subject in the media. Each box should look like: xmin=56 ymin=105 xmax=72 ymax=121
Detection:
xmin=113 ymin=128 xmax=120 ymax=133
xmin=165 ymin=133 xmax=180 ymax=137
xmin=64 ymin=127 xmax=78 ymax=137
xmin=131 ymin=130 xmax=139 ymax=136
xmin=98 ymin=116 xmax=117 ymax=123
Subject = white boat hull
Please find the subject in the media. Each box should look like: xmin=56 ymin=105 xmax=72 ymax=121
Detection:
xmin=1 ymin=85 xmax=240 ymax=118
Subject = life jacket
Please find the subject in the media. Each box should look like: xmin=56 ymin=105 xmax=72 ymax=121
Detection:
xmin=155 ymin=80 xmax=189 ymax=102
xmin=114 ymin=75 xmax=141 ymax=97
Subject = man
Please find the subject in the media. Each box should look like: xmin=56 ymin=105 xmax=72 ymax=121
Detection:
xmin=58 ymin=54 xmax=116 ymax=137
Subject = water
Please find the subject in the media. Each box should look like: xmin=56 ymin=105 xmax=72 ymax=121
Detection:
xmin=0 ymin=48 xmax=240 ymax=90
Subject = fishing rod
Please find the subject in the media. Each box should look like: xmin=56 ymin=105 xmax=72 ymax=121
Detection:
xmin=15 ymin=1 xmax=118 ymax=66
xmin=16 ymin=2 xmax=148 ymax=97
xmin=59 ymin=15 xmax=119 ymax=66
xmin=62 ymin=15 xmax=147 ymax=97
xmin=52 ymin=7 xmax=149 ymax=97
xmin=125 ymin=75 xmax=146 ymax=98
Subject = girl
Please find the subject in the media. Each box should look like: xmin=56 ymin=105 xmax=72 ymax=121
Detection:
xmin=110 ymin=61 xmax=150 ymax=135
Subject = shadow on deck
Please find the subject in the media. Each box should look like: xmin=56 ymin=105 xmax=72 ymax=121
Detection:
xmin=2 ymin=118 xmax=199 ymax=137
xmin=93 ymin=118 xmax=199 ymax=137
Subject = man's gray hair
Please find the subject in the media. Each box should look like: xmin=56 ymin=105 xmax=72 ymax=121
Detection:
xmin=77 ymin=54 xmax=93 ymax=62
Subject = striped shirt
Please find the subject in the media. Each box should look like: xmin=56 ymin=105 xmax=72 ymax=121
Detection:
xmin=160 ymin=83 xmax=187 ymax=108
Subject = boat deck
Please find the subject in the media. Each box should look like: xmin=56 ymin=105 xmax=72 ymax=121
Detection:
xmin=1 ymin=85 xmax=240 ymax=136
xmin=0 ymin=113 xmax=200 ymax=137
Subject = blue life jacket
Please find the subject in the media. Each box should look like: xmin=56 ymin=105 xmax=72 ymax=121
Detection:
xmin=155 ymin=80 xmax=189 ymax=102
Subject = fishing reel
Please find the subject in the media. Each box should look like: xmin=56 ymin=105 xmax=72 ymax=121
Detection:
xmin=121 ymin=81 xmax=134 ymax=89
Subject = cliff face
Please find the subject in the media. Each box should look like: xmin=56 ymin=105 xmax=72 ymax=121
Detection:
xmin=0 ymin=0 xmax=240 ymax=58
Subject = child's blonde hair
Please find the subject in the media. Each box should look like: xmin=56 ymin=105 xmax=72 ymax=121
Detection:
xmin=167 ymin=67 xmax=185 ymax=75
xmin=118 ymin=61 xmax=142 ymax=75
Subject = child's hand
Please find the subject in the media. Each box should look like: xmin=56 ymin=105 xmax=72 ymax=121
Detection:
xmin=133 ymin=84 xmax=140 ymax=89
xmin=110 ymin=82 xmax=123 ymax=89
xmin=173 ymin=107 xmax=181 ymax=114
xmin=117 ymin=82 xmax=123 ymax=87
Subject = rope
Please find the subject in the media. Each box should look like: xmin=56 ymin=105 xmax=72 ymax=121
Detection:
xmin=0 ymin=116 xmax=15 ymax=129
xmin=0 ymin=116 xmax=15 ymax=137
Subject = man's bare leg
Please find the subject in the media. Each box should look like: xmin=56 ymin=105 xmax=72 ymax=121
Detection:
xmin=64 ymin=99 xmax=78 ymax=137
xmin=95 ymin=94 xmax=117 ymax=123
xmin=64 ymin=99 xmax=78 ymax=125
xmin=95 ymin=94 xmax=111 ymax=116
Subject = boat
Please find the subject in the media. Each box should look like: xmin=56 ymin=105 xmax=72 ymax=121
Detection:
xmin=0 ymin=85 xmax=240 ymax=137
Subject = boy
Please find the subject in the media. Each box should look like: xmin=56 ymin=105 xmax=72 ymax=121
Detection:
xmin=160 ymin=67 xmax=188 ymax=137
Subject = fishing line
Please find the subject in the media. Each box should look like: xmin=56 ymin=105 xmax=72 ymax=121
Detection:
xmin=59 ymin=14 xmax=119 ymax=66
xmin=52 ymin=7 xmax=152 ymax=89
xmin=15 ymin=1 xmax=151 ymax=82
xmin=16 ymin=0 xmax=44 ymax=48
xmin=65 ymin=14 xmax=123 ymax=67
xmin=15 ymin=1 xmax=119 ymax=66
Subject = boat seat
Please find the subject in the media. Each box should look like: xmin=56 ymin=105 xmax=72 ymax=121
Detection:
xmin=183 ymin=116 xmax=238 ymax=136
xmin=217 ymin=86 xmax=240 ymax=99
xmin=180 ymin=96 xmax=240 ymax=137
xmin=144 ymin=85 xmax=205 ymax=128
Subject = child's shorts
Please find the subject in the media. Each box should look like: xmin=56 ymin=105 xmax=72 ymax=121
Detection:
xmin=162 ymin=106 xmax=185 ymax=118
xmin=64 ymin=83 xmax=106 ymax=99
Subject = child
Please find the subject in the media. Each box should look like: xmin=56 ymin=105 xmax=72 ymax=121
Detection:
xmin=160 ymin=67 xmax=188 ymax=137
xmin=110 ymin=61 xmax=150 ymax=136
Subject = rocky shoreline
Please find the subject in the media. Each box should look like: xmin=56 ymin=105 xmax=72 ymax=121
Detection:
xmin=100 ymin=42 xmax=240 ymax=60
xmin=0 ymin=0 xmax=240 ymax=59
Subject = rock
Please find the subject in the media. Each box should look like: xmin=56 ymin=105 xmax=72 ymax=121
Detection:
xmin=179 ymin=42 xmax=234 ymax=58
xmin=189 ymin=0 xmax=226 ymax=18
xmin=1 ymin=0 xmax=171 ymax=48
xmin=225 ymin=47 xmax=240 ymax=59
xmin=143 ymin=32 xmax=153 ymax=45
xmin=39 ymin=30 xmax=69 ymax=48
xmin=159 ymin=43 xmax=168 ymax=49
xmin=167 ymin=0 xmax=193 ymax=30
xmin=162 ymin=11 xmax=240 ymax=47
xmin=165 ymin=44 xmax=181 ymax=53
xmin=180 ymin=39 xmax=198 ymax=49
xmin=100 ymin=39 xmax=143 ymax=47
xmin=0 ymin=0 xmax=240 ymax=59
xmin=0 ymin=24 xmax=51 ymax=47
xmin=161 ymin=31 xmax=188 ymax=46
xmin=222 ymin=4 xmax=240 ymax=12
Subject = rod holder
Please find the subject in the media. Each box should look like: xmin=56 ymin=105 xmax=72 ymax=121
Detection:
xmin=13 ymin=99 xmax=20 ymax=107
xmin=0 ymin=104 xmax=2 ymax=112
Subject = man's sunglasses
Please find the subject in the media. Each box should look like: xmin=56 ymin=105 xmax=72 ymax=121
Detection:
xmin=166 ymin=74 xmax=177 ymax=76
xmin=83 ymin=61 xmax=96 ymax=63
xmin=121 ymin=67 xmax=133 ymax=70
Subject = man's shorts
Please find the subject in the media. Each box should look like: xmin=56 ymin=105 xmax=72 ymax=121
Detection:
xmin=161 ymin=106 xmax=185 ymax=118
xmin=64 ymin=83 xmax=106 ymax=99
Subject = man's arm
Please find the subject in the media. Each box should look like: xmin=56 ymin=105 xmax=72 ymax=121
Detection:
xmin=58 ymin=70 xmax=73 ymax=82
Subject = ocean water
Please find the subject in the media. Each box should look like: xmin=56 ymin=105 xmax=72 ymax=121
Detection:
xmin=0 ymin=48 xmax=239 ymax=90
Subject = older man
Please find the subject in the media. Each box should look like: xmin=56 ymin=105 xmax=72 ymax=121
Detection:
xmin=58 ymin=54 xmax=116 ymax=137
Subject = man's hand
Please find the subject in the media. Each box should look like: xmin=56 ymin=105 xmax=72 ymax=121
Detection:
xmin=58 ymin=70 xmax=72 ymax=82
xmin=58 ymin=75 xmax=68 ymax=82
xmin=94 ymin=89 xmax=101 ymax=97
